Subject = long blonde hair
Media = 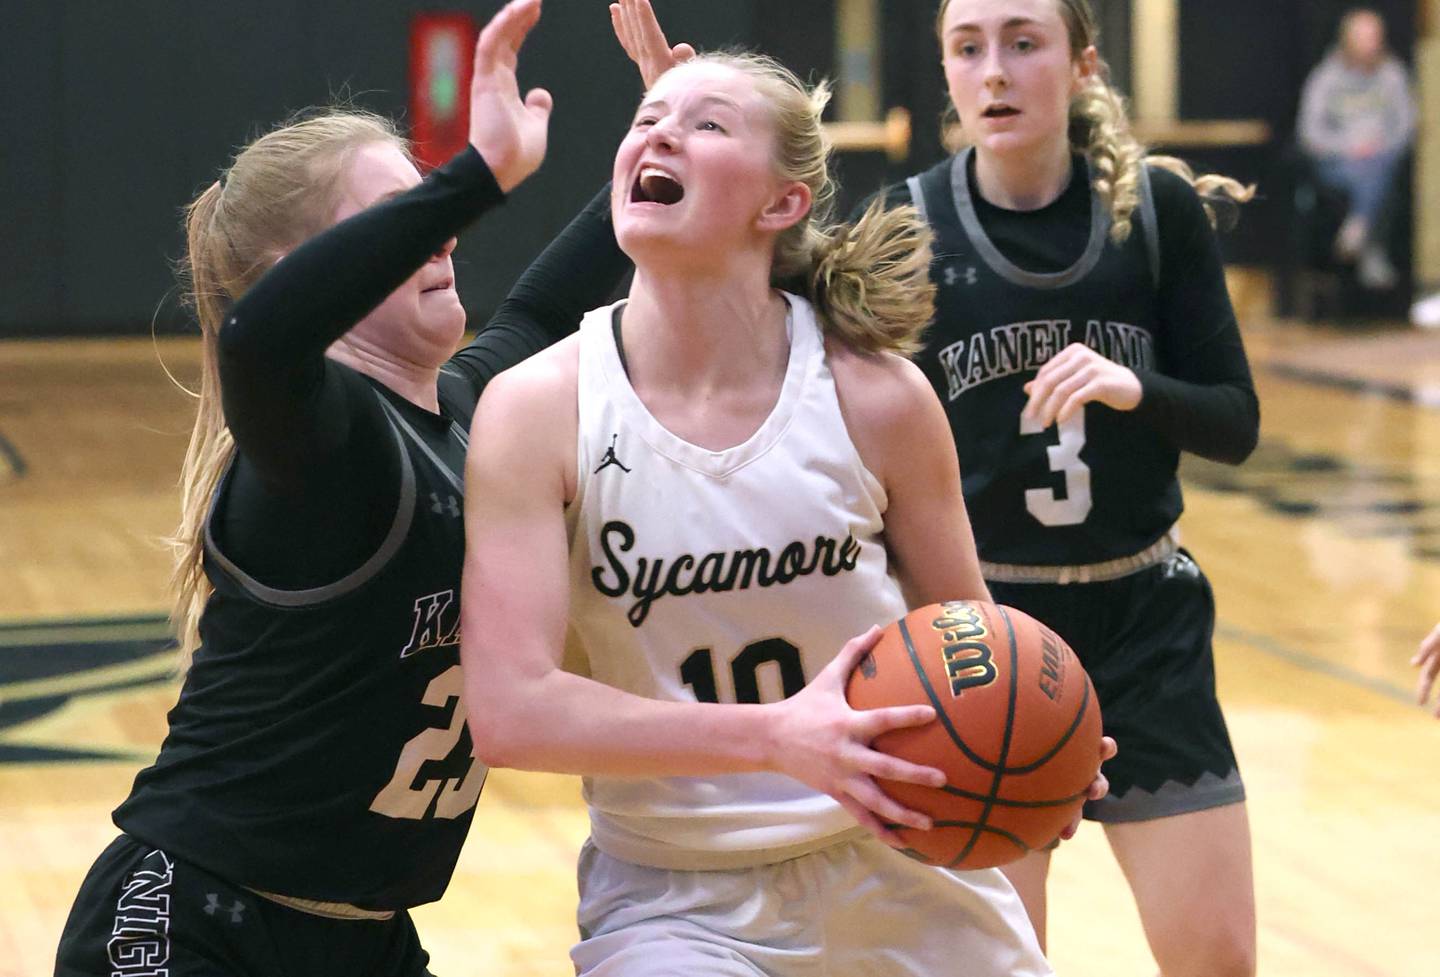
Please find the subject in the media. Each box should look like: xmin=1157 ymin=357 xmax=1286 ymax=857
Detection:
xmin=686 ymin=52 xmax=936 ymax=357
xmin=170 ymin=109 xmax=406 ymax=663
xmin=936 ymin=0 xmax=1253 ymax=241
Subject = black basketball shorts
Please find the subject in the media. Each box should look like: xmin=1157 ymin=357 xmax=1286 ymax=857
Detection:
xmin=988 ymin=550 xmax=1245 ymax=823
xmin=55 ymin=834 xmax=434 ymax=977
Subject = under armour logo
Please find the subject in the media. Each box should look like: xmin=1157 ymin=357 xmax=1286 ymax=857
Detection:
xmin=430 ymin=492 xmax=460 ymax=518
xmin=593 ymin=434 xmax=632 ymax=475
xmin=943 ymin=265 xmax=977 ymax=287
xmin=203 ymin=893 xmax=246 ymax=924
xmin=1163 ymin=552 xmax=1200 ymax=580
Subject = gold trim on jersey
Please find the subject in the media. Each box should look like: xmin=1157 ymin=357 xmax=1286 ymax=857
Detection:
xmin=248 ymin=888 xmax=397 ymax=921
xmin=979 ymin=526 xmax=1180 ymax=585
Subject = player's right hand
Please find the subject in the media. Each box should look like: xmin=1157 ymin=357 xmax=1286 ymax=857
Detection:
xmin=765 ymin=625 xmax=947 ymax=848
xmin=469 ymin=0 xmax=553 ymax=193
xmin=1021 ymin=342 xmax=1142 ymax=429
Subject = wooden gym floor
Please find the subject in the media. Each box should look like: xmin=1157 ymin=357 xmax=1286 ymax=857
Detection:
xmin=3 ymin=303 xmax=1440 ymax=976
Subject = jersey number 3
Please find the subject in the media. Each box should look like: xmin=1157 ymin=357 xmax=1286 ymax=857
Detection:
xmin=370 ymin=665 xmax=487 ymax=820
xmin=1021 ymin=411 xmax=1092 ymax=526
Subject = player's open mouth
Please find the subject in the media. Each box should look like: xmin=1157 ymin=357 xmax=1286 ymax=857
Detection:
xmin=631 ymin=166 xmax=685 ymax=205
xmin=982 ymin=104 xmax=1020 ymax=118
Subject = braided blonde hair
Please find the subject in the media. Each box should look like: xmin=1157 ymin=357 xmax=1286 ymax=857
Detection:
xmin=936 ymin=0 xmax=1253 ymax=240
xmin=686 ymin=52 xmax=935 ymax=356
xmin=170 ymin=109 xmax=406 ymax=664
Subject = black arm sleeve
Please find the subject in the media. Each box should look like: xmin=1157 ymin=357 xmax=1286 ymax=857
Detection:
xmin=1130 ymin=169 xmax=1260 ymax=465
xmin=217 ymin=146 xmax=504 ymax=494
xmin=446 ymin=183 xmax=630 ymax=407
xmin=209 ymin=148 xmax=503 ymax=590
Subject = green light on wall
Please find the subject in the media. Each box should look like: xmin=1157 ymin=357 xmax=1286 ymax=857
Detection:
xmin=427 ymin=30 xmax=464 ymax=120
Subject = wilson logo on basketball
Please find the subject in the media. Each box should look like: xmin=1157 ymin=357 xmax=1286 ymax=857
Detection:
xmin=932 ymin=601 xmax=998 ymax=696
xmin=844 ymin=600 xmax=1104 ymax=869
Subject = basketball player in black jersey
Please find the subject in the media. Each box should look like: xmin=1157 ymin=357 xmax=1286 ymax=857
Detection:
xmin=866 ymin=3 xmax=1260 ymax=976
xmin=54 ymin=3 xmax=635 ymax=975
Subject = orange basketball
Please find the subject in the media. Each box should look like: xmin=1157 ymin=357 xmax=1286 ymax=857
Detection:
xmin=845 ymin=600 xmax=1103 ymax=869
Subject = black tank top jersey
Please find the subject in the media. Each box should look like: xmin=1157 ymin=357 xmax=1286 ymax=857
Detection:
xmin=110 ymin=148 xmax=631 ymax=910
xmin=906 ymin=149 xmax=1187 ymax=566
xmin=114 ymin=378 xmax=476 ymax=909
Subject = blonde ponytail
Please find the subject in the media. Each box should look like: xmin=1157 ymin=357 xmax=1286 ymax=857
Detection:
xmin=1069 ymin=78 xmax=1145 ymax=242
xmin=168 ymin=109 xmax=405 ymax=665
xmin=804 ymin=199 xmax=935 ymax=357
xmin=169 ymin=180 xmax=235 ymax=665
xmin=1071 ymin=76 xmax=1254 ymax=241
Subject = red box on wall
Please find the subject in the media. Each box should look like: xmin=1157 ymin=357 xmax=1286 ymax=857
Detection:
xmin=409 ymin=12 xmax=478 ymax=171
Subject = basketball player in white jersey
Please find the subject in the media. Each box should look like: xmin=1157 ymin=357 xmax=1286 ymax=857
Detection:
xmin=459 ymin=40 xmax=1111 ymax=975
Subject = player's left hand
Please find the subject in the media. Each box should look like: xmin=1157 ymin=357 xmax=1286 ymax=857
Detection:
xmin=1022 ymin=343 xmax=1141 ymax=429
xmin=610 ymin=0 xmax=696 ymax=90
xmin=1412 ymin=623 xmax=1440 ymax=718
xmin=1057 ymin=734 xmax=1117 ymax=841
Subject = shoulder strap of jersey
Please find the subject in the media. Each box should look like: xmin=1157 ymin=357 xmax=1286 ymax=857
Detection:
xmin=905 ymin=154 xmax=955 ymax=228
xmin=376 ymin=396 xmax=464 ymax=495
xmin=1136 ymin=162 xmax=1161 ymax=292
xmin=905 ymin=174 xmax=929 ymax=225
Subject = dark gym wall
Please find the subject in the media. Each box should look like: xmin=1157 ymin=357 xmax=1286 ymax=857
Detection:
xmin=0 ymin=1 xmax=756 ymax=337
xmin=3 ymin=1 xmax=65 ymax=336
xmin=8 ymin=0 xmax=1121 ymax=337
xmin=8 ymin=1 xmax=1409 ymax=337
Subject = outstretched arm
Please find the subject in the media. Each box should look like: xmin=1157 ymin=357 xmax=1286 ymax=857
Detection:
xmin=220 ymin=0 xmax=553 ymax=495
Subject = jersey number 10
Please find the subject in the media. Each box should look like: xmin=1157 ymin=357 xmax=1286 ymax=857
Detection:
xmin=680 ymin=638 xmax=806 ymax=704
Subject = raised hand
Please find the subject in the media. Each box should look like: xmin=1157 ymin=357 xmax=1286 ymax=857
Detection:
xmin=469 ymin=0 xmax=553 ymax=193
xmin=1022 ymin=342 xmax=1142 ymax=430
xmin=610 ymin=0 xmax=696 ymax=90
xmin=765 ymin=626 xmax=947 ymax=847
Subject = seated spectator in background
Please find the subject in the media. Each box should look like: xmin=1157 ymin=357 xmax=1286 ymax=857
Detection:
xmin=1297 ymin=7 xmax=1416 ymax=291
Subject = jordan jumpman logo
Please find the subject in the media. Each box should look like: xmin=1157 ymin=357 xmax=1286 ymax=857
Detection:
xmin=594 ymin=434 xmax=632 ymax=474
